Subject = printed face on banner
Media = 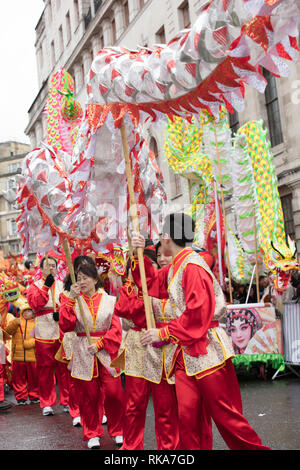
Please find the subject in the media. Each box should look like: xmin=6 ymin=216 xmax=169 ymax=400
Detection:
xmin=226 ymin=304 xmax=283 ymax=356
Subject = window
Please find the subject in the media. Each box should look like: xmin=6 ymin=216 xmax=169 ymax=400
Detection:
xmin=10 ymin=220 xmax=17 ymax=236
xmin=99 ymin=34 xmax=104 ymax=49
xmin=48 ymin=0 xmax=53 ymax=23
xmin=149 ymin=137 xmax=159 ymax=159
xmin=94 ymin=0 xmax=103 ymax=14
xmin=39 ymin=45 xmax=44 ymax=69
xmin=59 ymin=25 xmax=64 ymax=54
xmin=74 ymin=0 xmax=80 ymax=27
xmin=124 ymin=1 xmax=129 ymax=28
xmin=7 ymin=178 xmax=17 ymax=190
xmin=8 ymin=163 xmax=20 ymax=174
xmin=263 ymin=68 xmax=283 ymax=147
xmin=280 ymin=194 xmax=296 ymax=240
xmin=66 ymin=11 xmax=71 ymax=43
xmin=178 ymin=0 xmax=190 ymax=29
xmin=156 ymin=25 xmax=166 ymax=44
xmin=169 ymin=170 xmax=182 ymax=199
xmin=11 ymin=242 xmax=20 ymax=253
xmin=229 ymin=109 xmax=240 ymax=137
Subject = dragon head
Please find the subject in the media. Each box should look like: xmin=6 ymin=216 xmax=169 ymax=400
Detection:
xmin=263 ymin=236 xmax=299 ymax=294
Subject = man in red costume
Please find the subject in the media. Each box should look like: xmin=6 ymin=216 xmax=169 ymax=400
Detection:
xmin=131 ymin=212 xmax=271 ymax=450
xmin=114 ymin=247 xmax=180 ymax=450
xmin=27 ymin=256 xmax=69 ymax=416
xmin=0 ymin=295 xmax=13 ymax=411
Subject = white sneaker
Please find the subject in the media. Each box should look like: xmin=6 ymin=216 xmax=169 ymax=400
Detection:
xmin=72 ymin=416 xmax=81 ymax=427
xmin=63 ymin=405 xmax=69 ymax=413
xmin=42 ymin=406 xmax=54 ymax=416
xmin=102 ymin=414 xmax=107 ymax=424
xmin=113 ymin=435 xmax=123 ymax=446
xmin=88 ymin=437 xmax=100 ymax=449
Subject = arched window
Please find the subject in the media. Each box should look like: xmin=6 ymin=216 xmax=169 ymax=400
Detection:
xmin=229 ymin=109 xmax=239 ymax=137
xmin=263 ymin=68 xmax=283 ymax=147
xmin=279 ymin=186 xmax=296 ymax=241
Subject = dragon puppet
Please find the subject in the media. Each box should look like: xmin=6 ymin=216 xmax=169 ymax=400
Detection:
xmin=232 ymin=120 xmax=300 ymax=293
xmin=0 ymin=275 xmax=29 ymax=385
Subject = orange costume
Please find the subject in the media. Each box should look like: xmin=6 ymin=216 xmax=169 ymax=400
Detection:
xmin=5 ymin=303 xmax=39 ymax=403
xmin=27 ymin=278 xmax=69 ymax=409
xmin=114 ymin=280 xmax=179 ymax=450
xmin=0 ymin=297 xmax=14 ymax=402
xmin=131 ymin=247 xmax=271 ymax=450
xmin=59 ymin=289 xmax=125 ymax=442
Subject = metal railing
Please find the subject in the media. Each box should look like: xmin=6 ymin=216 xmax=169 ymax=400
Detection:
xmin=84 ymin=7 xmax=92 ymax=30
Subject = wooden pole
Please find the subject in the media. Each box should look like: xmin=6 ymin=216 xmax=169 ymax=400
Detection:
xmin=253 ymin=205 xmax=260 ymax=303
xmin=213 ymin=120 xmax=233 ymax=304
xmin=120 ymin=119 xmax=155 ymax=329
xmin=45 ymin=253 xmax=56 ymax=312
xmin=62 ymin=239 xmax=93 ymax=345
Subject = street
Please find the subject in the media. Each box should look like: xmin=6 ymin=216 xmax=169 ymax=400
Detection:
xmin=0 ymin=372 xmax=299 ymax=451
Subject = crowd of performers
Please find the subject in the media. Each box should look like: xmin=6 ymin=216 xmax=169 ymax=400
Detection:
xmin=0 ymin=213 xmax=275 ymax=450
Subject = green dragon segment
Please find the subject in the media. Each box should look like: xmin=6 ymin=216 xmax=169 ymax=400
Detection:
xmin=164 ymin=114 xmax=299 ymax=293
xmin=233 ymin=120 xmax=299 ymax=292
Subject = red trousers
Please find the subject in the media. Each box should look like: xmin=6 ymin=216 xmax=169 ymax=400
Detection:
xmin=175 ymin=359 xmax=271 ymax=450
xmin=121 ymin=375 xmax=180 ymax=450
xmin=73 ymin=360 xmax=125 ymax=441
xmin=12 ymin=361 xmax=39 ymax=401
xmin=67 ymin=371 xmax=80 ymax=418
xmin=35 ymin=340 xmax=69 ymax=408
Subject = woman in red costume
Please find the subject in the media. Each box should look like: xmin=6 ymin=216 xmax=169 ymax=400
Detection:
xmin=59 ymin=263 xmax=124 ymax=449
xmin=0 ymin=293 xmax=14 ymax=411
xmin=131 ymin=212 xmax=271 ymax=451
xmin=114 ymin=246 xmax=180 ymax=450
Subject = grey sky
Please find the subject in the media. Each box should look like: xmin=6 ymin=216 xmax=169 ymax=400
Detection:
xmin=0 ymin=1 xmax=45 ymax=144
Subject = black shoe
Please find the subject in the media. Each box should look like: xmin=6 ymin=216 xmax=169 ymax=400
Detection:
xmin=0 ymin=400 xmax=13 ymax=411
xmin=30 ymin=398 xmax=40 ymax=404
xmin=17 ymin=399 xmax=27 ymax=406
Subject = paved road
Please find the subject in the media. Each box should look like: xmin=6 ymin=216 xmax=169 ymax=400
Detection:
xmin=0 ymin=372 xmax=299 ymax=451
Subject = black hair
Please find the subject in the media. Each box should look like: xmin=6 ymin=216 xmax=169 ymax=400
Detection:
xmin=76 ymin=263 xmax=103 ymax=290
xmin=40 ymin=256 xmax=57 ymax=269
xmin=162 ymin=213 xmax=195 ymax=247
xmin=155 ymin=241 xmax=161 ymax=258
xmin=144 ymin=248 xmax=157 ymax=266
xmin=64 ymin=255 xmax=96 ymax=291
xmin=125 ymin=249 xmax=157 ymax=277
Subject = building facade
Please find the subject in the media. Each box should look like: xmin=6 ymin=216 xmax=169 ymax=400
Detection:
xmin=25 ymin=0 xmax=300 ymax=249
xmin=0 ymin=142 xmax=31 ymax=256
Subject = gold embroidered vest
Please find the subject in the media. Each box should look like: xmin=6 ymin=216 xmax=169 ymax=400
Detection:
xmin=0 ymin=329 xmax=5 ymax=364
xmin=34 ymin=279 xmax=64 ymax=340
xmin=71 ymin=289 xmax=117 ymax=381
xmin=167 ymin=250 xmax=234 ymax=377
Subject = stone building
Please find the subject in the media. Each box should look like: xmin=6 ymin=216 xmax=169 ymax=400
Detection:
xmin=25 ymin=0 xmax=300 ymax=249
xmin=0 ymin=141 xmax=31 ymax=256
